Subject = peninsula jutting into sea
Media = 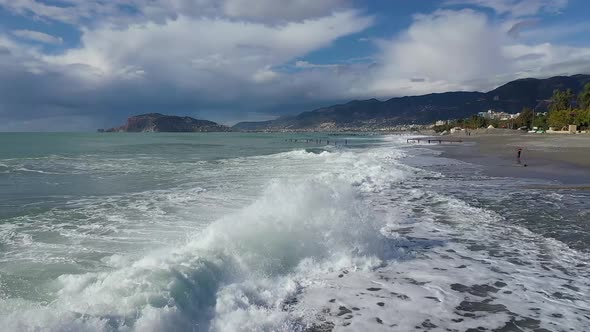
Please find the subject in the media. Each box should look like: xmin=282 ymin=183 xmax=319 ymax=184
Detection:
xmin=100 ymin=113 xmax=232 ymax=132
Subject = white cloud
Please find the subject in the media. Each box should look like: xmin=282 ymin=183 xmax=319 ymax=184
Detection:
xmin=222 ymin=0 xmax=350 ymax=21
xmin=12 ymin=30 xmax=63 ymax=44
xmin=0 ymin=0 xmax=351 ymax=25
xmin=295 ymin=60 xmax=340 ymax=69
xmin=252 ymin=66 xmax=279 ymax=83
xmin=359 ymin=8 xmax=590 ymax=97
xmin=0 ymin=8 xmax=375 ymax=127
xmin=0 ymin=0 xmax=119 ymax=24
xmin=514 ymin=21 xmax=590 ymax=43
xmin=368 ymin=9 xmax=508 ymax=94
xmin=504 ymin=43 xmax=590 ymax=76
xmin=445 ymin=0 xmax=568 ymax=17
xmin=397 ymin=10 xmax=505 ymax=80
xmin=43 ymin=10 xmax=373 ymax=85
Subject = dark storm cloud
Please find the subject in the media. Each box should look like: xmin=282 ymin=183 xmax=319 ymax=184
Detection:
xmin=0 ymin=7 xmax=375 ymax=130
xmin=514 ymin=53 xmax=546 ymax=61
xmin=0 ymin=53 xmax=361 ymax=130
xmin=507 ymin=20 xmax=539 ymax=38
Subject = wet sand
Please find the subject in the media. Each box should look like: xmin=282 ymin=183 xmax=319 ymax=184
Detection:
xmin=432 ymin=130 xmax=590 ymax=186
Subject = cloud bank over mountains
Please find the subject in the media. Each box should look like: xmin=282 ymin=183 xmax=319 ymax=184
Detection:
xmin=0 ymin=0 xmax=589 ymax=130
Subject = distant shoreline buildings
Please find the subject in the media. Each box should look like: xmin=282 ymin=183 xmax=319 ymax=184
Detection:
xmin=477 ymin=109 xmax=520 ymax=121
xmin=435 ymin=109 xmax=549 ymax=127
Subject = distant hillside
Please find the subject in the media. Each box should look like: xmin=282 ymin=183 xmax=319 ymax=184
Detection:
xmin=233 ymin=74 xmax=590 ymax=131
xmin=103 ymin=113 xmax=231 ymax=132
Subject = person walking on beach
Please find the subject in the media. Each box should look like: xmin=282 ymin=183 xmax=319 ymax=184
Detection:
xmin=517 ymin=147 xmax=522 ymax=164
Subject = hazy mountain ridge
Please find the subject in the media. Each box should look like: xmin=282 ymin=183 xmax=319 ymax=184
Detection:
xmin=233 ymin=74 xmax=590 ymax=130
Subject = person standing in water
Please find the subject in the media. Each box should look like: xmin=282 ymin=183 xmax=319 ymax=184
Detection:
xmin=517 ymin=147 xmax=527 ymax=166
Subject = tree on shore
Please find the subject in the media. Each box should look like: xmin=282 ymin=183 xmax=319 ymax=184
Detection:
xmin=573 ymin=108 xmax=590 ymax=129
xmin=548 ymin=109 xmax=569 ymax=129
xmin=577 ymin=83 xmax=590 ymax=128
xmin=468 ymin=115 xmax=486 ymax=129
xmin=578 ymin=83 xmax=590 ymax=111
xmin=433 ymin=85 xmax=590 ymax=133
xmin=547 ymin=87 xmax=590 ymax=130
xmin=549 ymin=88 xmax=575 ymax=113
xmin=532 ymin=113 xmax=547 ymax=129
xmin=516 ymin=107 xmax=533 ymax=128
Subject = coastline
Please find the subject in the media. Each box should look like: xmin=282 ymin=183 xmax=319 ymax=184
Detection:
xmin=431 ymin=130 xmax=590 ymax=186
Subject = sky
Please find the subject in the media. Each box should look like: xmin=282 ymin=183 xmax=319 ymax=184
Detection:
xmin=1 ymin=0 xmax=590 ymax=131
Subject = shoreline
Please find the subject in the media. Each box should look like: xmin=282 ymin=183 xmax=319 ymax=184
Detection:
xmin=428 ymin=131 xmax=590 ymax=186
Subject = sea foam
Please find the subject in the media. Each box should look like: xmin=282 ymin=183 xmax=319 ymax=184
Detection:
xmin=0 ymin=147 xmax=409 ymax=331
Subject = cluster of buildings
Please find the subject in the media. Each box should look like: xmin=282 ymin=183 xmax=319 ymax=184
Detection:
xmin=477 ymin=110 xmax=520 ymax=121
xmin=434 ymin=109 xmax=527 ymax=127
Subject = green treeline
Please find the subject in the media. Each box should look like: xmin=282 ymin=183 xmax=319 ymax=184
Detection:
xmin=434 ymin=83 xmax=590 ymax=133
xmin=545 ymin=85 xmax=590 ymax=129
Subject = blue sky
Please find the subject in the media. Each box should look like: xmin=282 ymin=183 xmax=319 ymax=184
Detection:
xmin=0 ymin=0 xmax=589 ymax=130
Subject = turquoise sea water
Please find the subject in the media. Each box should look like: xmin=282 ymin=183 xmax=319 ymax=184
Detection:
xmin=0 ymin=133 xmax=588 ymax=331
xmin=0 ymin=133 xmax=372 ymax=218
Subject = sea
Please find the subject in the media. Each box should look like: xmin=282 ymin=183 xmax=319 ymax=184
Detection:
xmin=0 ymin=132 xmax=588 ymax=332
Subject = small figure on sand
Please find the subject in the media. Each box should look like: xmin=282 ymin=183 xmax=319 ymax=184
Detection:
xmin=517 ymin=147 xmax=527 ymax=167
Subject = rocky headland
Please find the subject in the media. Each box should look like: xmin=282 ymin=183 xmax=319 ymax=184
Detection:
xmin=101 ymin=113 xmax=231 ymax=133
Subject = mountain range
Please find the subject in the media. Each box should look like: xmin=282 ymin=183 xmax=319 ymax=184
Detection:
xmin=102 ymin=75 xmax=590 ymax=133
xmin=233 ymin=74 xmax=590 ymax=131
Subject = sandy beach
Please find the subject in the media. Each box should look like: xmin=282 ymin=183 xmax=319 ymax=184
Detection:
xmin=433 ymin=130 xmax=590 ymax=186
